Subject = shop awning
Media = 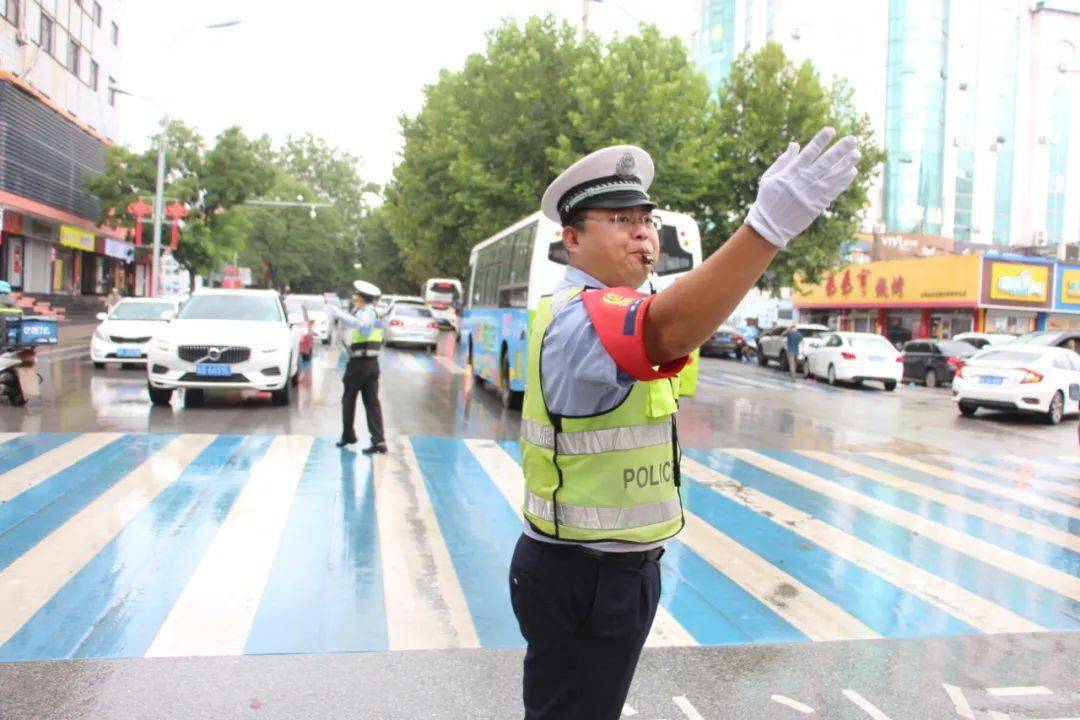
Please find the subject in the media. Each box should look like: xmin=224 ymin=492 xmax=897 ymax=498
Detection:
xmin=0 ymin=190 xmax=127 ymax=242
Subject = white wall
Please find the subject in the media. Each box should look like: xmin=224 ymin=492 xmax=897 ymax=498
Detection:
xmin=0 ymin=0 xmax=123 ymax=141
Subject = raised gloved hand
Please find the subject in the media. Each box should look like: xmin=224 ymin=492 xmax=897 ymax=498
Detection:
xmin=745 ymin=127 xmax=861 ymax=249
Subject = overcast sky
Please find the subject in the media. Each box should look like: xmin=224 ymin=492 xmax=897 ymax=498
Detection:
xmin=116 ymin=1 xmax=698 ymax=189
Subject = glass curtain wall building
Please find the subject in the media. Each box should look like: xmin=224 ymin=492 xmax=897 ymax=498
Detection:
xmin=883 ymin=0 xmax=949 ymax=235
xmin=696 ymin=0 xmax=737 ymax=92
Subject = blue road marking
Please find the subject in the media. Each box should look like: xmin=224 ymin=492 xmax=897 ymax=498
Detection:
xmin=761 ymin=451 xmax=1080 ymax=630
xmin=0 ymin=433 xmax=79 ymax=474
xmin=682 ymin=452 xmax=978 ymax=638
xmin=913 ymin=454 xmax=1080 ymax=506
xmin=661 ymin=538 xmax=807 ymax=645
xmin=852 ymin=454 xmax=1079 ymax=535
xmin=246 ymin=438 xmax=387 ymax=654
xmin=0 ymin=434 xmax=175 ymax=572
xmin=972 ymin=454 xmax=1080 ymax=482
xmin=410 ymin=436 xmax=524 ymax=648
xmin=0 ymin=435 xmax=272 ymax=662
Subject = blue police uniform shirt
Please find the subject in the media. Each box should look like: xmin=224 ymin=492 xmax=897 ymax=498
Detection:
xmin=525 ymin=265 xmax=665 ymax=553
xmin=325 ymin=303 xmax=376 ymax=334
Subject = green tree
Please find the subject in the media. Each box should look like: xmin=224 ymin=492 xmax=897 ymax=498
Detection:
xmin=704 ymin=42 xmax=885 ymax=290
xmin=356 ymin=207 xmax=414 ymax=294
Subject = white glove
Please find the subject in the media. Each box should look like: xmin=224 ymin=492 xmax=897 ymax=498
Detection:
xmin=745 ymin=127 xmax=861 ymax=249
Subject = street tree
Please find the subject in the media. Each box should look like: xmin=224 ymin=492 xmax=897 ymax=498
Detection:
xmin=704 ymin=42 xmax=885 ymax=290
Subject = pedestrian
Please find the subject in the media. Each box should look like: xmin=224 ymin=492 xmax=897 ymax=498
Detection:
xmin=783 ymin=324 xmax=804 ymax=379
xmin=513 ymin=128 xmax=860 ymax=719
xmin=105 ymin=286 xmax=122 ymax=310
xmin=324 ymin=280 xmax=388 ymax=453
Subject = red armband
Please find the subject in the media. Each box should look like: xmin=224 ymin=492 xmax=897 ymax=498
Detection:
xmin=580 ymin=287 xmax=689 ymax=381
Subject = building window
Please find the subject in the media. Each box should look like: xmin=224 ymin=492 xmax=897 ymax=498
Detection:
xmin=111 ymin=21 xmax=119 ymax=46
xmin=108 ymin=76 xmax=116 ymax=106
xmin=2 ymin=0 xmax=18 ymax=25
xmin=93 ymin=2 xmax=102 ymax=28
xmin=90 ymin=60 xmax=99 ymax=91
xmin=39 ymin=14 xmax=54 ymax=55
xmin=67 ymin=38 xmax=80 ymax=76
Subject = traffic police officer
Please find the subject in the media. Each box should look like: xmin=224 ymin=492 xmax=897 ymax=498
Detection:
xmin=325 ymin=281 xmax=388 ymax=453
xmin=510 ymin=128 xmax=860 ymax=719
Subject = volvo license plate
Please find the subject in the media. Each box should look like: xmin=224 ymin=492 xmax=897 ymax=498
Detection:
xmin=195 ymin=364 xmax=230 ymax=377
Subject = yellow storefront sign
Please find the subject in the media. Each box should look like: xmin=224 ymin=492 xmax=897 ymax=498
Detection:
xmin=989 ymin=262 xmax=1049 ymax=303
xmin=795 ymin=254 xmax=982 ymax=308
xmin=59 ymin=224 xmax=95 ymax=252
xmin=1059 ymin=268 xmax=1080 ymax=305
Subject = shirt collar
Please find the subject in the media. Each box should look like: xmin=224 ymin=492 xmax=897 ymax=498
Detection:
xmin=558 ymin=265 xmax=655 ymax=294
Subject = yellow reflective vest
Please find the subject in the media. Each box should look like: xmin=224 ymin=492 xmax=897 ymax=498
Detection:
xmin=519 ymin=287 xmax=684 ymax=544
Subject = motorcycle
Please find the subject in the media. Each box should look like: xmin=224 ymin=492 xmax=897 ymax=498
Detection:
xmin=0 ymin=346 xmax=40 ymax=406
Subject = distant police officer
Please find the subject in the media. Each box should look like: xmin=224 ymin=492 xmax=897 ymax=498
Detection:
xmin=510 ymin=128 xmax=860 ymax=719
xmin=325 ymin=281 xmax=388 ymax=453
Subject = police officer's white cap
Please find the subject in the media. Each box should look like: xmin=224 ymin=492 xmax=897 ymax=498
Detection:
xmin=353 ymin=280 xmax=381 ymax=299
xmin=540 ymin=145 xmax=656 ymax=226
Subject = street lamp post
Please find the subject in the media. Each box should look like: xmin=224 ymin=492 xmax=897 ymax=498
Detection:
xmin=114 ymin=19 xmax=241 ymax=297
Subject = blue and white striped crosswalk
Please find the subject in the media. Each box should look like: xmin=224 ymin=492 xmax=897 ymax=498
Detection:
xmin=0 ymin=432 xmax=1075 ymax=662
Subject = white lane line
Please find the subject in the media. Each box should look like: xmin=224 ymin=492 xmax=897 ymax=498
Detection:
xmin=727 ymin=450 xmax=1080 ymax=603
xmin=802 ymin=452 xmax=1080 ymax=553
xmin=771 ymin=695 xmax=815 ymax=714
xmin=869 ymin=453 xmax=1080 ymax=521
xmin=937 ymin=456 xmax=1080 ymax=499
xmin=621 ymin=704 xmax=639 ymax=717
xmin=680 ymin=513 xmax=878 ymax=641
xmin=0 ymin=432 xmax=23 ymax=445
xmin=463 ymin=439 xmax=697 ymax=649
xmin=146 ymin=435 xmax=312 ymax=657
xmin=374 ymin=438 xmax=479 ymax=650
xmin=673 ymin=696 xmax=706 ymax=720
xmin=433 ymin=356 xmax=466 ymax=374
xmin=1004 ymin=454 xmax=1080 ymax=474
xmin=0 ymin=434 xmax=215 ymax=646
xmin=687 ymin=456 xmax=1044 ymax=633
xmin=987 ymin=686 xmax=1053 ymax=697
xmin=941 ymin=684 xmax=975 ymax=719
xmin=842 ymin=690 xmax=894 ymax=720
xmin=0 ymin=433 xmax=122 ymax=503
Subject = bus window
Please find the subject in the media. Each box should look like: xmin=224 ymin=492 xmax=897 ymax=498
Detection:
xmin=654 ymin=223 xmax=694 ymax=276
xmin=548 ymin=240 xmax=569 ymax=265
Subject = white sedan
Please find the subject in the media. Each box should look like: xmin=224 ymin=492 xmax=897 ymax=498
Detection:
xmin=952 ymin=344 xmax=1080 ymax=425
xmin=385 ymin=303 xmax=439 ymax=351
xmin=806 ymin=331 xmax=904 ymax=391
xmin=91 ymin=298 xmax=179 ymax=368
xmin=285 ymin=294 xmax=333 ymax=345
xmin=146 ymin=289 xmax=300 ymax=408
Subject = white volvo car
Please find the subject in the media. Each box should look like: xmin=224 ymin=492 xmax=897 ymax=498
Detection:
xmin=952 ymin=344 xmax=1080 ymax=425
xmin=146 ymin=289 xmax=300 ymax=407
xmin=91 ymin=298 xmax=180 ymax=368
xmin=805 ymin=331 xmax=904 ymax=390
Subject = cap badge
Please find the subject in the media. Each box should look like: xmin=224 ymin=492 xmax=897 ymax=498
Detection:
xmin=615 ymin=152 xmax=635 ymax=179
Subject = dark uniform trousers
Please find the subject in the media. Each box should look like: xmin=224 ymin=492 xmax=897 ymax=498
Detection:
xmin=509 ymin=533 xmax=662 ymax=720
xmin=341 ymin=356 xmax=385 ymax=445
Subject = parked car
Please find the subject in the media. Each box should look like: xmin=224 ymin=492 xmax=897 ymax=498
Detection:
xmin=952 ymin=344 xmax=1080 ymax=425
xmin=91 ymin=298 xmax=180 ymax=369
xmin=952 ymin=332 xmax=1017 ymax=350
xmin=1013 ymin=330 xmax=1080 ymax=354
xmin=285 ymin=302 xmax=314 ymax=360
xmin=285 ymin=294 xmax=332 ymax=345
xmin=701 ymin=325 xmax=746 ymax=359
xmin=385 ymin=303 xmax=439 ymax=351
xmin=146 ymin=289 xmax=300 ymax=408
xmin=805 ymin=332 xmax=903 ymax=390
xmin=901 ymin=339 xmax=978 ymax=388
xmin=757 ymin=324 xmax=830 ymax=371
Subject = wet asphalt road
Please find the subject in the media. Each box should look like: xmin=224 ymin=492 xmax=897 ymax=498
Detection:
xmin=0 ymin=333 xmax=1077 ymax=719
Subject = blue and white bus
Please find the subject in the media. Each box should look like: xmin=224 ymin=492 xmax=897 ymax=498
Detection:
xmin=461 ymin=209 xmax=703 ymax=408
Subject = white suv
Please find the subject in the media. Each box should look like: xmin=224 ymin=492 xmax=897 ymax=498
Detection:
xmin=757 ymin=323 xmax=831 ymax=370
xmin=146 ymin=289 xmax=300 ymax=407
xmin=285 ymin=294 xmax=332 ymax=344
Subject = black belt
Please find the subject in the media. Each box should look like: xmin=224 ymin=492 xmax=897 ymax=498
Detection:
xmin=574 ymin=544 xmax=665 ymax=565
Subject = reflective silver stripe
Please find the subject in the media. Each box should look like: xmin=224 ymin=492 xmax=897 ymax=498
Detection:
xmin=524 ymin=492 xmax=681 ymax=531
xmin=521 ymin=420 xmax=670 ymax=456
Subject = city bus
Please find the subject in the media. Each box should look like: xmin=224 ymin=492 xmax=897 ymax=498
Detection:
xmin=461 ymin=209 xmax=703 ymax=408
xmin=422 ymin=278 xmax=463 ymax=332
